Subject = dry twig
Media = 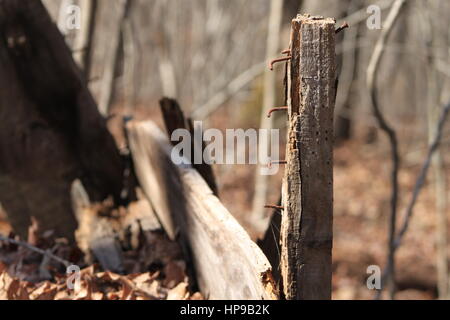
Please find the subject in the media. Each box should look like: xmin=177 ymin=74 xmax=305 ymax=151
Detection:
xmin=0 ymin=235 xmax=71 ymax=268
xmin=366 ymin=0 xmax=406 ymax=299
xmin=377 ymin=101 xmax=450 ymax=295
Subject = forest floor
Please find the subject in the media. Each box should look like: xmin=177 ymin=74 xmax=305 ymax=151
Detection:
xmin=217 ymin=137 xmax=446 ymax=300
xmin=0 ymin=104 xmax=448 ymax=300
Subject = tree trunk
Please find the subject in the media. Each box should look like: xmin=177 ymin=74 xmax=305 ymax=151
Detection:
xmin=73 ymin=0 xmax=97 ymax=78
xmin=0 ymin=0 xmax=125 ymax=241
xmin=98 ymin=0 xmax=131 ymax=116
xmin=251 ymin=0 xmax=284 ymax=236
xmin=421 ymin=1 xmax=449 ymax=298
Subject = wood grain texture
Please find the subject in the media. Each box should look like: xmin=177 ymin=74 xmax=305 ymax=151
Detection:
xmin=280 ymin=14 xmax=336 ymax=300
xmin=127 ymin=121 xmax=277 ymax=300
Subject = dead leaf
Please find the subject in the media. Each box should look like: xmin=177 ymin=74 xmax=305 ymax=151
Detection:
xmin=189 ymin=292 xmax=204 ymax=300
xmin=29 ymin=282 xmax=57 ymax=300
xmin=167 ymin=282 xmax=188 ymax=300
xmin=0 ymin=268 xmax=14 ymax=300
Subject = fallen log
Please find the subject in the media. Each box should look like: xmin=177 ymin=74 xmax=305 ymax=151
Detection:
xmin=127 ymin=121 xmax=277 ymax=300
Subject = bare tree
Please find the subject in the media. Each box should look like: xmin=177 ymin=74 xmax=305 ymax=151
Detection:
xmin=98 ymin=0 xmax=131 ymax=116
xmin=73 ymin=0 xmax=97 ymax=78
xmin=251 ymin=0 xmax=284 ymax=236
xmin=366 ymin=0 xmax=406 ymax=299
xmin=419 ymin=0 xmax=449 ymax=299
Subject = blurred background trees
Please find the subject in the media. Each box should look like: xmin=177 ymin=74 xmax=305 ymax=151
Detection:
xmin=6 ymin=0 xmax=448 ymax=299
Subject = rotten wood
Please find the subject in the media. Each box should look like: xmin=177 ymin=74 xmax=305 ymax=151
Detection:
xmin=127 ymin=121 xmax=277 ymax=300
xmin=71 ymin=180 xmax=124 ymax=273
xmin=159 ymin=98 xmax=218 ymax=197
xmin=0 ymin=0 xmax=125 ymax=241
xmin=280 ymin=14 xmax=336 ymax=300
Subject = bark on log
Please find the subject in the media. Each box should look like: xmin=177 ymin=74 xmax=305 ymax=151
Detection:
xmin=0 ymin=0 xmax=125 ymax=241
xmin=280 ymin=15 xmax=336 ymax=300
xmin=127 ymin=121 xmax=277 ymax=300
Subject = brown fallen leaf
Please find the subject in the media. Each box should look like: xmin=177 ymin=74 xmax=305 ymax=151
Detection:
xmin=91 ymin=292 xmax=104 ymax=300
xmin=189 ymin=292 xmax=204 ymax=300
xmin=29 ymin=282 xmax=57 ymax=300
xmin=0 ymin=268 xmax=14 ymax=300
xmin=166 ymin=282 xmax=188 ymax=300
xmin=97 ymin=271 xmax=121 ymax=282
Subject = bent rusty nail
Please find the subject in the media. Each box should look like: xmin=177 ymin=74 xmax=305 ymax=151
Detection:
xmin=335 ymin=22 xmax=349 ymax=34
xmin=264 ymin=205 xmax=284 ymax=210
xmin=267 ymin=106 xmax=288 ymax=118
xmin=269 ymin=56 xmax=291 ymax=71
xmin=271 ymin=160 xmax=287 ymax=165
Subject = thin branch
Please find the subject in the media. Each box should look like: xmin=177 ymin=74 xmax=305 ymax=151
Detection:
xmin=366 ymin=0 xmax=406 ymax=300
xmin=376 ymin=100 xmax=450 ymax=299
xmin=0 ymin=235 xmax=71 ymax=268
xmin=395 ymin=101 xmax=450 ymax=249
xmin=191 ymin=62 xmax=265 ymax=119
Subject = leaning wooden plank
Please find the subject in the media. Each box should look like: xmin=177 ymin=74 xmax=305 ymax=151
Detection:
xmin=127 ymin=121 xmax=277 ymax=300
xmin=126 ymin=123 xmax=178 ymax=240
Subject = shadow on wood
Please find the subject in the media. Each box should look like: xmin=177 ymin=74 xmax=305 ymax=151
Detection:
xmin=159 ymin=97 xmax=219 ymax=197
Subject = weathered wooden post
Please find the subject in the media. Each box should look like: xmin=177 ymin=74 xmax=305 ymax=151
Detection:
xmin=280 ymin=14 xmax=336 ymax=300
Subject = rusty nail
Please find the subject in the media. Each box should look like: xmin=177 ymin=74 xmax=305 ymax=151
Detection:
xmin=269 ymin=56 xmax=291 ymax=71
xmin=335 ymin=22 xmax=349 ymax=34
xmin=272 ymin=160 xmax=287 ymax=165
xmin=267 ymin=160 xmax=287 ymax=169
xmin=267 ymin=106 xmax=288 ymax=118
xmin=265 ymin=205 xmax=284 ymax=210
xmin=281 ymin=49 xmax=291 ymax=55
